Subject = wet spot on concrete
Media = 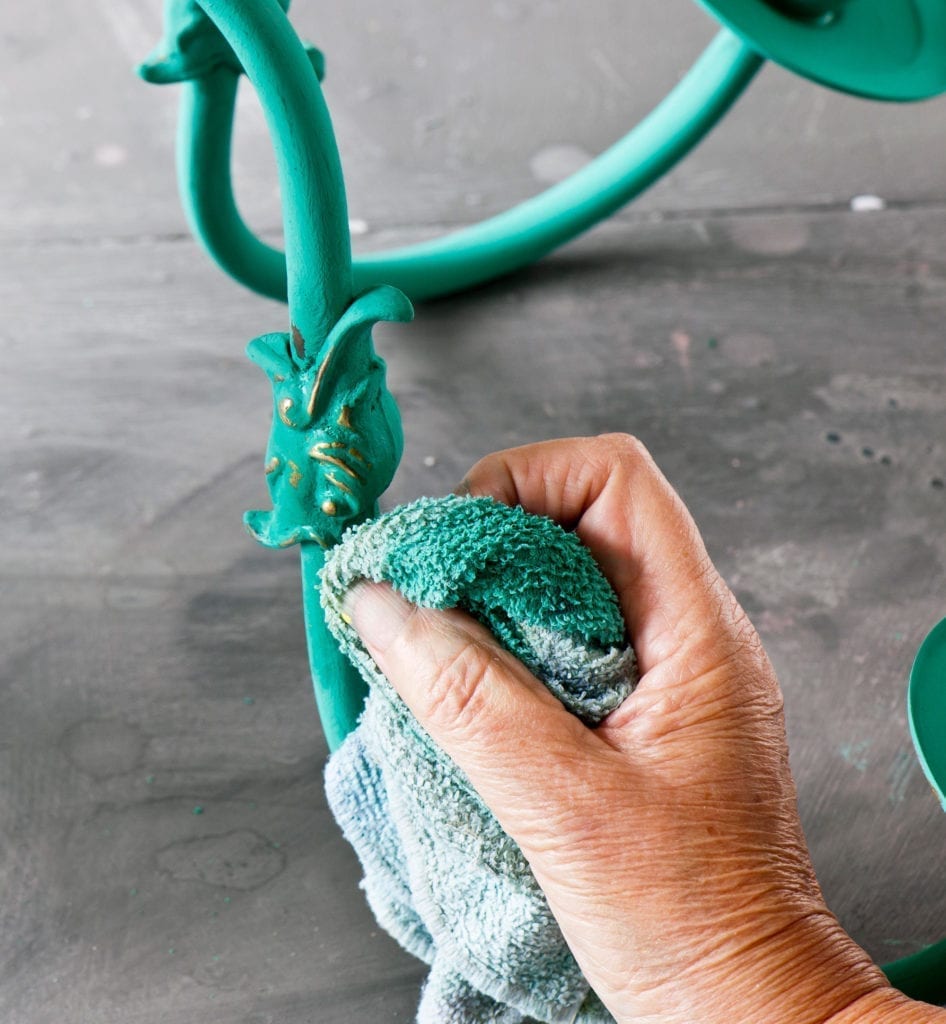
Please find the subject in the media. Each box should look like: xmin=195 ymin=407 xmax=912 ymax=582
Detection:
xmin=156 ymin=830 xmax=286 ymax=890
xmin=850 ymin=535 xmax=943 ymax=597
xmin=804 ymin=612 xmax=840 ymax=652
xmin=61 ymin=719 xmax=146 ymax=778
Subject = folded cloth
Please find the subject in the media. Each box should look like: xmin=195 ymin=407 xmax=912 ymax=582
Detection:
xmin=321 ymin=495 xmax=638 ymax=1024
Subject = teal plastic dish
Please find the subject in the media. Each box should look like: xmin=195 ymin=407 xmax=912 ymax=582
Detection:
xmin=694 ymin=0 xmax=946 ymax=101
xmin=908 ymin=617 xmax=946 ymax=808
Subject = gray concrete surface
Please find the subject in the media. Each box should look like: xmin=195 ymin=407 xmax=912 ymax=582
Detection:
xmin=3 ymin=2 xmax=946 ymax=1022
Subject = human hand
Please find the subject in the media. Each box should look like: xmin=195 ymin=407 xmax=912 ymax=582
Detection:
xmin=346 ymin=435 xmax=922 ymax=1024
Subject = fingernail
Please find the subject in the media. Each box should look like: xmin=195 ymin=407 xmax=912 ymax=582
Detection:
xmin=342 ymin=580 xmax=413 ymax=651
xmin=452 ymin=478 xmax=472 ymax=497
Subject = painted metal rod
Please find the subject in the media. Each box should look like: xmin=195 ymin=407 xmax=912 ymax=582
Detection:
xmin=197 ymin=0 xmax=351 ymax=350
xmin=194 ymin=0 xmax=367 ymax=751
xmin=177 ymin=68 xmax=290 ymax=304
xmin=159 ymin=5 xmax=946 ymax=995
xmin=177 ymin=28 xmax=764 ymax=303
xmin=300 ymin=544 xmax=368 ymax=752
xmin=882 ymin=935 xmax=946 ymax=1005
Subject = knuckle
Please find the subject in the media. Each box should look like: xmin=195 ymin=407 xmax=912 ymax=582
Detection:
xmin=597 ymin=431 xmax=651 ymax=468
xmin=419 ymin=631 xmax=499 ymax=737
xmin=591 ymin=433 xmax=665 ymax=500
xmin=593 ymin=432 xmax=647 ymax=464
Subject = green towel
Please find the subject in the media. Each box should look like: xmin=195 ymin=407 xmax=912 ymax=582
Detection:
xmin=321 ymin=495 xmax=637 ymax=1024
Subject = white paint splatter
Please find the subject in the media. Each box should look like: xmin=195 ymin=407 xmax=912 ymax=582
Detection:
xmin=94 ymin=144 xmax=128 ymax=167
xmin=850 ymin=194 xmax=886 ymax=213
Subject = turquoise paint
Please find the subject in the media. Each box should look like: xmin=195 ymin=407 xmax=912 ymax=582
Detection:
xmin=169 ymin=29 xmax=763 ymax=303
xmin=838 ymin=738 xmax=871 ymax=773
xmin=697 ymin=0 xmax=946 ymax=101
xmin=244 ymin=285 xmax=411 ymax=551
xmin=143 ymin=0 xmax=406 ymax=750
xmin=138 ymin=0 xmax=254 ymax=83
xmin=139 ymin=0 xmax=946 ymax=994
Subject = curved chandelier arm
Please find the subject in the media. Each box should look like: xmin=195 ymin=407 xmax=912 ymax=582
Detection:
xmin=176 ymin=27 xmax=764 ymax=303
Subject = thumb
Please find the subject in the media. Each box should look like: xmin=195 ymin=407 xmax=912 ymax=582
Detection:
xmin=344 ymin=581 xmax=594 ymax=830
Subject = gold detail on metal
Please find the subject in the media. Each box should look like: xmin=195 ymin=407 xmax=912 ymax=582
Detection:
xmin=309 ymin=450 xmax=363 ymax=482
xmin=337 ymin=405 xmax=352 ymax=428
xmin=313 ymin=441 xmax=345 ymax=450
xmin=291 ymin=324 xmax=305 ymax=359
xmin=348 ymin=447 xmax=372 ymax=467
xmin=278 ymin=397 xmax=294 ymax=427
xmin=265 ymin=457 xmax=280 ymax=475
xmin=274 ymin=374 xmax=286 ymax=383
xmin=325 ymin=472 xmax=353 ymax=495
xmin=307 ymin=343 xmax=337 ymax=417
xmin=321 ymin=499 xmax=338 ymax=516
xmin=288 ymin=461 xmax=303 ymax=489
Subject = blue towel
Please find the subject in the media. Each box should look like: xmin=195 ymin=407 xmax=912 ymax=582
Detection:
xmin=321 ymin=496 xmax=638 ymax=1023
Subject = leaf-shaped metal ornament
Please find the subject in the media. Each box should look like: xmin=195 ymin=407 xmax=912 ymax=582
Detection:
xmin=244 ymin=285 xmax=413 ymax=549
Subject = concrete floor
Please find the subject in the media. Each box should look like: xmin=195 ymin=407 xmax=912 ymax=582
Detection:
xmin=3 ymin=2 xmax=946 ymax=1022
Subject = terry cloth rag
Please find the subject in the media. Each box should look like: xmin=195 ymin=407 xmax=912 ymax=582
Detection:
xmin=321 ymin=495 xmax=638 ymax=1024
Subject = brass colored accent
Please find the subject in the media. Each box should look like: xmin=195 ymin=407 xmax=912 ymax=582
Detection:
xmin=265 ymin=457 xmax=280 ymax=475
xmin=309 ymin=450 xmax=363 ymax=482
xmin=278 ymin=397 xmax=295 ymax=426
xmin=313 ymin=441 xmax=345 ymax=450
xmin=337 ymin=405 xmax=352 ymax=428
xmin=348 ymin=447 xmax=372 ymax=467
xmin=321 ymin=499 xmax=338 ymax=516
xmin=306 ymin=343 xmax=337 ymax=417
xmin=340 ymin=611 xmax=353 ymax=625
xmin=274 ymin=374 xmax=286 ymax=383
xmin=288 ymin=461 xmax=303 ymax=489
xmin=291 ymin=324 xmax=305 ymax=358
xmin=325 ymin=472 xmax=353 ymax=495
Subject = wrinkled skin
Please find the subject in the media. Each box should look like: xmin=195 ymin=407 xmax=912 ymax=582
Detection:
xmin=347 ymin=435 xmax=943 ymax=1024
